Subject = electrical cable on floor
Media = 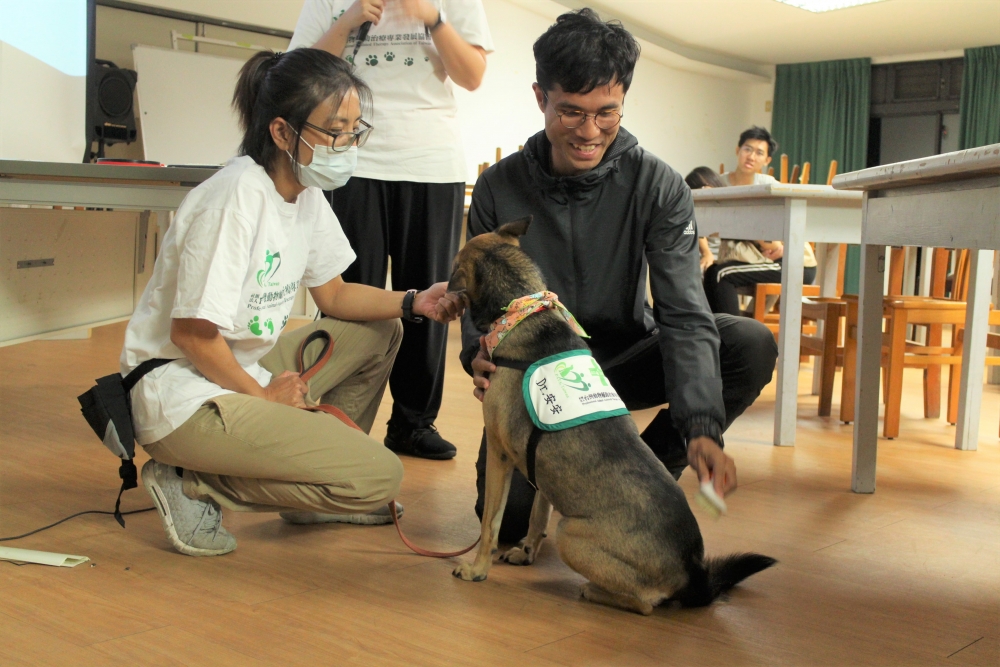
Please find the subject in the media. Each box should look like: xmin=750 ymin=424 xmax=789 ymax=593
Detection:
xmin=0 ymin=507 xmax=155 ymax=542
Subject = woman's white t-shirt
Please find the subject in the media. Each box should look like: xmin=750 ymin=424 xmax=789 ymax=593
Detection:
xmin=289 ymin=0 xmax=494 ymax=183
xmin=120 ymin=156 xmax=356 ymax=444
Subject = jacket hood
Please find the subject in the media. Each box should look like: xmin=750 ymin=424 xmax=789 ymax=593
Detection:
xmin=522 ymin=127 xmax=639 ymax=199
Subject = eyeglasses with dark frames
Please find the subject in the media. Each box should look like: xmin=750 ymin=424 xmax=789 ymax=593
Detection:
xmin=302 ymin=119 xmax=373 ymax=152
xmin=544 ymin=94 xmax=623 ymax=130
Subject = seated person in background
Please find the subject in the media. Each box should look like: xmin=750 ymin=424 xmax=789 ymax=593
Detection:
xmin=684 ymin=166 xmax=725 ymax=272
xmin=462 ymin=9 xmax=778 ymax=543
xmin=703 ymin=128 xmax=817 ymax=316
xmin=122 ymin=49 xmax=461 ymax=557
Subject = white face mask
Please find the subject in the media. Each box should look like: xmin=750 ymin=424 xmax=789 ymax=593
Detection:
xmin=287 ymin=133 xmax=357 ymax=191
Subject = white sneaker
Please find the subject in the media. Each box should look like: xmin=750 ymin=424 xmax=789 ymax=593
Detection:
xmin=141 ymin=460 xmax=237 ymax=556
xmin=279 ymin=502 xmax=403 ymax=526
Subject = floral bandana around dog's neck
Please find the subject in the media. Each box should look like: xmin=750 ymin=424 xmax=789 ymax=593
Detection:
xmin=485 ymin=291 xmax=589 ymax=358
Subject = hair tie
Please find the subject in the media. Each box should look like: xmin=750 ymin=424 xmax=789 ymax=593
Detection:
xmin=271 ymin=51 xmax=284 ymax=64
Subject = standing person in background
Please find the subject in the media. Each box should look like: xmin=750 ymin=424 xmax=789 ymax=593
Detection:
xmin=703 ymin=127 xmax=816 ymax=316
xmin=291 ymin=0 xmax=494 ymax=460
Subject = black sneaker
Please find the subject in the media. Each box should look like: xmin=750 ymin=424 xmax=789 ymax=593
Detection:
xmin=384 ymin=422 xmax=457 ymax=460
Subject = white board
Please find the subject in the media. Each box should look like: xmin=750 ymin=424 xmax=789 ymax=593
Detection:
xmin=133 ymin=45 xmax=243 ymax=166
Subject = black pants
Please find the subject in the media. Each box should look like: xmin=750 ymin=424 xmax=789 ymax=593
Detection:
xmin=703 ymin=259 xmax=817 ymax=317
xmin=329 ymin=178 xmax=464 ymax=430
xmin=474 ymin=313 xmax=778 ymax=543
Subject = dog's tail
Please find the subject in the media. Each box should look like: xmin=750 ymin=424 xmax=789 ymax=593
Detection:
xmin=672 ymin=553 xmax=777 ymax=607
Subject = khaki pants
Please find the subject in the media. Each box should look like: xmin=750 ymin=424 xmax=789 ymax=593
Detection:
xmin=144 ymin=318 xmax=404 ymax=515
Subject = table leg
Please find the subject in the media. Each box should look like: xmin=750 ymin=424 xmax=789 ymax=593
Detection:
xmin=955 ymin=249 xmax=994 ymax=451
xmin=774 ymin=199 xmax=806 ymax=446
xmin=852 ymin=242 xmax=885 ymax=493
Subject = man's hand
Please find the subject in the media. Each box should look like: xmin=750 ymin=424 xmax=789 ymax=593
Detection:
xmin=343 ymin=0 xmax=384 ymax=29
xmin=413 ymin=282 xmax=465 ymax=323
xmin=263 ymin=371 xmax=308 ymax=408
xmin=471 ymin=335 xmax=496 ymax=402
xmin=687 ymin=436 xmax=737 ymax=498
xmin=399 ymin=0 xmax=439 ymax=25
xmin=699 ymin=252 xmax=715 ymax=272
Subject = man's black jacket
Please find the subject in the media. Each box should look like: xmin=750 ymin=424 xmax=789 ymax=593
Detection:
xmin=460 ymin=127 xmax=725 ymax=442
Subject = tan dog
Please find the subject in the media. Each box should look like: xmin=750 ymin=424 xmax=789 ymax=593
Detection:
xmin=449 ymin=218 xmax=775 ymax=615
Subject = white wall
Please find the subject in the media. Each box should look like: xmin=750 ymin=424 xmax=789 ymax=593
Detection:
xmin=455 ymin=0 xmax=774 ymax=184
xmin=116 ymin=0 xmax=775 ymax=178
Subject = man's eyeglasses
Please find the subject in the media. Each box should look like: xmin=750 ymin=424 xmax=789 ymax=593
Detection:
xmin=544 ymin=94 xmax=623 ymax=130
xmin=303 ymin=120 xmax=373 ymax=152
xmin=738 ymin=145 xmax=768 ymax=159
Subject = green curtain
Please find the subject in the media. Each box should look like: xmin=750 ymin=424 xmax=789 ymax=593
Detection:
xmin=771 ymin=58 xmax=871 ymax=294
xmin=771 ymin=58 xmax=871 ymax=184
xmin=959 ymin=45 xmax=1000 ymax=149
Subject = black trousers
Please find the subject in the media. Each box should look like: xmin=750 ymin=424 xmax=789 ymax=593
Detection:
xmin=329 ymin=178 xmax=464 ymax=430
xmin=474 ymin=313 xmax=778 ymax=543
xmin=703 ymin=259 xmax=817 ymax=317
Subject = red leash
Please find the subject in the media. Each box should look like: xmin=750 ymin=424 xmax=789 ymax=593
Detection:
xmin=296 ymin=330 xmax=479 ymax=559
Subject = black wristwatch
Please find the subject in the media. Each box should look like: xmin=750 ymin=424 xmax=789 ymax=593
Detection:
xmin=429 ymin=12 xmax=445 ymax=33
xmin=402 ymin=289 xmax=425 ymax=323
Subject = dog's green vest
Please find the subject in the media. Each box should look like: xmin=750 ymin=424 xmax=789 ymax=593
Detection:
xmin=524 ymin=350 xmax=628 ymax=431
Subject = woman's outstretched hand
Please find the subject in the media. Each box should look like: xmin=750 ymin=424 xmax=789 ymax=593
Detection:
xmin=413 ymin=282 xmax=465 ymax=323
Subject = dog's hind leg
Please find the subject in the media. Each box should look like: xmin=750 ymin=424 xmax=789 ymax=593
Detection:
xmin=500 ymin=492 xmax=552 ymax=566
xmin=453 ymin=434 xmax=513 ymax=582
xmin=581 ymin=583 xmax=654 ymax=616
xmin=557 ymin=520 xmax=662 ymax=615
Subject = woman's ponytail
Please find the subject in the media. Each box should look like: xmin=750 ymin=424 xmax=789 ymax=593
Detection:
xmin=233 ymin=51 xmax=281 ymax=135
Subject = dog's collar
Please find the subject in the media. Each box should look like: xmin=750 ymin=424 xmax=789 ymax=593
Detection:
xmin=485 ymin=291 xmax=588 ymax=358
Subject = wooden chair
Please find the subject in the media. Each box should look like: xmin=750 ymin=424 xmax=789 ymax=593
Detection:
xmin=841 ymin=250 xmax=974 ymax=438
xmin=802 ymin=298 xmax=847 ymax=416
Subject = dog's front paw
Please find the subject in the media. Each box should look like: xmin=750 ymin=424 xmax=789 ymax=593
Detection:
xmin=500 ymin=543 xmax=536 ymax=566
xmin=452 ymin=561 xmax=487 ymax=582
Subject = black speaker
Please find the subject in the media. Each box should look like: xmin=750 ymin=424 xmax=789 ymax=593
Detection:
xmin=87 ymin=59 xmax=137 ymax=159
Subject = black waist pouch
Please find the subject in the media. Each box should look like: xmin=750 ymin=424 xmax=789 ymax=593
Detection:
xmin=78 ymin=358 xmax=174 ymax=524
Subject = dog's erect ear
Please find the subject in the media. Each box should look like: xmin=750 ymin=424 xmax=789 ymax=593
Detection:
xmin=495 ymin=216 xmax=532 ymax=243
xmin=447 ymin=266 xmax=468 ymax=294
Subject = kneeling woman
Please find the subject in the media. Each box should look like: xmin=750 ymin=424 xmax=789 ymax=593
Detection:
xmin=121 ymin=49 xmax=462 ymax=557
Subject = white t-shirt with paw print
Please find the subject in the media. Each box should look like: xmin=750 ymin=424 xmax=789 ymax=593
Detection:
xmin=290 ymin=0 xmax=494 ymax=183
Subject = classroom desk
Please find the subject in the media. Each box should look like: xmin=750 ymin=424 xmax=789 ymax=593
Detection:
xmin=0 ymin=160 xmax=216 ymax=346
xmin=692 ymin=183 xmax=863 ymax=447
xmin=833 ymin=144 xmax=1000 ymax=493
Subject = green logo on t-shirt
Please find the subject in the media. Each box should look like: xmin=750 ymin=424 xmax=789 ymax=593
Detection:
xmin=256 ymin=249 xmax=281 ymax=287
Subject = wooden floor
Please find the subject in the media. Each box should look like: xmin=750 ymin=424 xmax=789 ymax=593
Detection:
xmin=1 ymin=321 xmax=998 ymax=667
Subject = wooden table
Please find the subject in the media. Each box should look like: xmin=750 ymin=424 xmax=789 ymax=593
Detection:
xmin=0 ymin=160 xmax=216 ymax=346
xmin=692 ymin=183 xmax=863 ymax=446
xmin=833 ymin=144 xmax=1000 ymax=493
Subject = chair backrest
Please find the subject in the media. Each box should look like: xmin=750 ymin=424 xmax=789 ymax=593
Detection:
xmin=800 ymin=162 xmax=811 ymax=184
xmin=790 ymin=164 xmax=800 ymax=185
xmin=719 ymin=162 xmax=725 ymax=175
xmin=826 ymin=160 xmax=839 ymax=185
xmin=779 ymin=154 xmax=789 ymax=183
xmin=952 ymin=249 xmax=971 ymax=301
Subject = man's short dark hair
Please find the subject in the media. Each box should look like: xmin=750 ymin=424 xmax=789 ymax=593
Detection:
xmin=738 ymin=126 xmax=778 ymax=157
xmin=533 ymin=8 xmax=641 ymax=95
